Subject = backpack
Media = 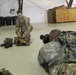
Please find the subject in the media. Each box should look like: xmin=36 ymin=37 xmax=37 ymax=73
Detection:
xmin=14 ymin=37 xmax=30 ymax=46
xmin=1 ymin=38 xmax=13 ymax=48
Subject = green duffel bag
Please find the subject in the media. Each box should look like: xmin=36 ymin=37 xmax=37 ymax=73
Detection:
xmin=1 ymin=38 xmax=13 ymax=48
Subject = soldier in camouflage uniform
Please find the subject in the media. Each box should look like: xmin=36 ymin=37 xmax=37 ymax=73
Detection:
xmin=15 ymin=11 xmax=33 ymax=46
xmin=38 ymin=29 xmax=76 ymax=75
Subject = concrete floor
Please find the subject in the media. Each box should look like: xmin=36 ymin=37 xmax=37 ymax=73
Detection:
xmin=0 ymin=22 xmax=76 ymax=75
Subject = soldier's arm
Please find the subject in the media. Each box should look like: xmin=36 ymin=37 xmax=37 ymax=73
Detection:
xmin=15 ymin=19 xmax=21 ymax=37
xmin=27 ymin=18 xmax=33 ymax=32
xmin=38 ymin=51 xmax=45 ymax=65
xmin=24 ymin=17 xmax=33 ymax=35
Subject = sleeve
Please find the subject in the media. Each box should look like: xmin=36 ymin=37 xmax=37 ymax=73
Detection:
xmin=24 ymin=17 xmax=33 ymax=35
xmin=15 ymin=19 xmax=20 ymax=35
xmin=38 ymin=51 xmax=45 ymax=65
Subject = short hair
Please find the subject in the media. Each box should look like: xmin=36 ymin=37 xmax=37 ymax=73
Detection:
xmin=17 ymin=11 xmax=22 ymax=14
xmin=49 ymin=29 xmax=61 ymax=41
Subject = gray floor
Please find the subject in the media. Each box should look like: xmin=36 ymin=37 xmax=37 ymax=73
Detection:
xmin=0 ymin=22 xmax=76 ymax=75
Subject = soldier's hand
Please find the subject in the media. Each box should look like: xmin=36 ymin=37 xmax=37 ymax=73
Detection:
xmin=22 ymin=34 xmax=25 ymax=39
xmin=17 ymin=34 xmax=21 ymax=38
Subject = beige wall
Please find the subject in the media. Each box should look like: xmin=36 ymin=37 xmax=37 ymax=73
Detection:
xmin=23 ymin=0 xmax=64 ymax=23
xmin=0 ymin=0 xmax=18 ymax=16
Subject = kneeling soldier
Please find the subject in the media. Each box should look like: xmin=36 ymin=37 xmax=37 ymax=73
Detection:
xmin=15 ymin=11 xmax=33 ymax=46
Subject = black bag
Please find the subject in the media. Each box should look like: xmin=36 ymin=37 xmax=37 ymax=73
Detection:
xmin=1 ymin=38 xmax=13 ymax=48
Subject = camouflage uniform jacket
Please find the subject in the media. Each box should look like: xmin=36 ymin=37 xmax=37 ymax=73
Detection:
xmin=15 ymin=16 xmax=33 ymax=36
xmin=38 ymin=31 xmax=76 ymax=66
xmin=38 ymin=40 xmax=62 ymax=65
xmin=38 ymin=31 xmax=76 ymax=75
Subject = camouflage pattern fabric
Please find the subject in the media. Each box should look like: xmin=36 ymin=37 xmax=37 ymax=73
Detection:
xmin=15 ymin=16 xmax=33 ymax=45
xmin=14 ymin=37 xmax=30 ymax=46
xmin=57 ymin=31 xmax=76 ymax=47
xmin=38 ymin=31 xmax=76 ymax=75
xmin=38 ymin=40 xmax=62 ymax=64
xmin=49 ymin=63 xmax=76 ymax=75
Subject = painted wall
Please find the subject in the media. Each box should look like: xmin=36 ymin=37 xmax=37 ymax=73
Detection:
xmin=23 ymin=0 xmax=64 ymax=23
xmin=0 ymin=0 xmax=18 ymax=17
xmin=23 ymin=0 xmax=76 ymax=23
xmin=0 ymin=0 xmax=76 ymax=23
xmin=72 ymin=0 xmax=76 ymax=7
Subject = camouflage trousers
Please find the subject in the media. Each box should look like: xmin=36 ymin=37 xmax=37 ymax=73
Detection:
xmin=49 ymin=63 xmax=76 ymax=75
xmin=14 ymin=34 xmax=31 ymax=46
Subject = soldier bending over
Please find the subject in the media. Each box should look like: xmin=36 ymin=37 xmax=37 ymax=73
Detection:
xmin=15 ymin=11 xmax=33 ymax=46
